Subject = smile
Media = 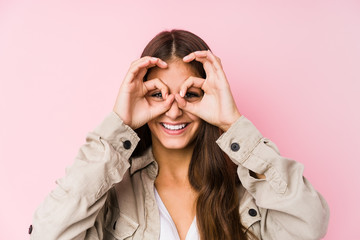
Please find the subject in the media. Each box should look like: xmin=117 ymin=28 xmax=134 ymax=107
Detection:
xmin=161 ymin=123 xmax=188 ymax=130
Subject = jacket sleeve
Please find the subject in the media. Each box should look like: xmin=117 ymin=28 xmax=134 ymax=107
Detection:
xmin=30 ymin=112 xmax=140 ymax=240
xmin=216 ymin=115 xmax=330 ymax=240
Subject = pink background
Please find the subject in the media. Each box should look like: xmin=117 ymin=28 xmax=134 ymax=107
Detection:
xmin=1 ymin=0 xmax=359 ymax=239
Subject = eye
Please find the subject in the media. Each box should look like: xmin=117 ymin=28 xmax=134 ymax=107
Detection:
xmin=151 ymin=92 xmax=163 ymax=98
xmin=184 ymin=92 xmax=200 ymax=99
xmin=146 ymin=91 xmax=164 ymax=102
xmin=184 ymin=91 xmax=203 ymax=103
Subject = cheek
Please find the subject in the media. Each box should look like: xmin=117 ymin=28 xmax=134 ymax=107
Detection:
xmin=190 ymin=117 xmax=203 ymax=132
xmin=147 ymin=120 xmax=157 ymax=133
xmin=145 ymin=96 xmax=164 ymax=105
xmin=187 ymin=113 xmax=201 ymax=124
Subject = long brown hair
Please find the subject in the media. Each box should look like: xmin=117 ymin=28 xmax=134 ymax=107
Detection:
xmin=133 ymin=29 xmax=250 ymax=240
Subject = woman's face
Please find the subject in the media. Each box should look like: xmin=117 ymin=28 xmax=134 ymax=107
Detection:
xmin=146 ymin=59 xmax=203 ymax=150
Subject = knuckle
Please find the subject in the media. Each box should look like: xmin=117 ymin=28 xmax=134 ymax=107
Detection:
xmin=129 ymin=65 xmax=139 ymax=74
xmin=187 ymin=76 xmax=194 ymax=81
xmin=142 ymin=56 xmax=152 ymax=60
xmin=131 ymin=58 xmax=146 ymax=67
xmin=140 ymin=56 xmax=151 ymax=64
xmin=195 ymin=50 xmax=207 ymax=55
xmin=130 ymin=59 xmax=138 ymax=65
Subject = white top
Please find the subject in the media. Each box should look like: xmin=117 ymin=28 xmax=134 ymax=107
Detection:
xmin=154 ymin=188 xmax=200 ymax=240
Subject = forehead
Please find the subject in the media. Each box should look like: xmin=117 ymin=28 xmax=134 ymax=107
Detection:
xmin=147 ymin=60 xmax=199 ymax=88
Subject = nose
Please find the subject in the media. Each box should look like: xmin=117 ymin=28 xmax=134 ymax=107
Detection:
xmin=165 ymin=100 xmax=183 ymax=119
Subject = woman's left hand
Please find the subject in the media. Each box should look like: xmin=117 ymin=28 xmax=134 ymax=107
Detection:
xmin=175 ymin=50 xmax=241 ymax=131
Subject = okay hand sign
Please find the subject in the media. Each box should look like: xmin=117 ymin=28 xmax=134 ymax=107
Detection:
xmin=175 ymin=50 xmax=241 ymax=131
xmin=113 ymin=57 xmax=175 ymax=130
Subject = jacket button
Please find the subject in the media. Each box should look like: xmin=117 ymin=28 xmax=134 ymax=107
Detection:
xmin=248 ymin=208 xmax=257 ymax=217
xmin=28 ymin=225 xmax=33 ymax=234
xmin=230 ymin=142 xmax=240 ymax=152
xmin=123 ymin=140 xmax=131 ymax=150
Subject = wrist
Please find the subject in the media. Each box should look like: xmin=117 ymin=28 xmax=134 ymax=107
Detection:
xmin=112 ymin=108 xmax=132 ymax=128
xmin=219 ymin=112 xmax=242 ymax=132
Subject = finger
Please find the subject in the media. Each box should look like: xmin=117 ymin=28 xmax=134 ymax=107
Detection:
xmin=136 ymin=57 xmax=167 ymax=75
xmin=175 ymin=93 xmax=187 ymax=108
xmin=205 ymin=50 xmax=223 ymax=72
xmin=183 ymin=51 xmax=218 ymax=77
xmin=184 ymin=50 xmax=224 ymax=72
xmin=183 ymin=51 xmax=208 ymax=62
xmin=133 ymin=56 xmax=167 ymax=69
xmin=127 ymin=57 xmax=167 ymax=82
xmin=148 ymin=57 xmax=168 ymax=69
xmin=190 ymin=51 xmax=221 ymax=71
xmin=143 ymin=78 xmax=169 ymax=99
xmin=139 ymin=57 xmax=168 ymax=80
xmin=175 ymin=93 xmax=199 ymax=116
xmin=179 ymin=76 xmax=205 ymax=97
xmin=150 ymin=94 xmax=175 ymax=117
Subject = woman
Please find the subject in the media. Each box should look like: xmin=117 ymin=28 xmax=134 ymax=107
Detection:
xmin=30 ymin=29 xmax=329 ymax=240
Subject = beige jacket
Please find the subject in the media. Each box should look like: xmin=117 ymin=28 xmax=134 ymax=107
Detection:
xmin=30 ymin=112 xmax=329 ymax=240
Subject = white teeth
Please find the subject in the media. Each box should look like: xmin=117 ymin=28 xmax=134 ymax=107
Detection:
xmin=162 ymin=123 xmax=186 ymax=130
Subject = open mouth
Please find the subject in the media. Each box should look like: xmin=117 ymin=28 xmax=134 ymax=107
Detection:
xmin=161 ymin=123 xmax=188 ymax=130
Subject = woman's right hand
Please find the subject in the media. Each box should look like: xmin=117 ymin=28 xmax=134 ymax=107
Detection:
xmin=113 ymin=57 xmax=175 ymax=130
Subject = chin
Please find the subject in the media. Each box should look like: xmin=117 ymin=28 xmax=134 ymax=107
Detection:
xmin=159 ymin=139 xmax=194 ymax=150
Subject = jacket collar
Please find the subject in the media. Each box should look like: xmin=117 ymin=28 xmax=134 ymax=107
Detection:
xmin=130 ymin=147 xmax=157 ymax=175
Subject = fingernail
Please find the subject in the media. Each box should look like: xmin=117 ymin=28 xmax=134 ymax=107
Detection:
xmin=180 ymin=90 xmax=184 ymax=97
xmin=151 ymin=57 xmax=158 ymax=61
xmin=183 ymin=55 xmax=190 ymax=61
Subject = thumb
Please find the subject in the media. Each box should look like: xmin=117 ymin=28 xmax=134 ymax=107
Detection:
xmin=150 ymin=94 xmax=175 ymax=118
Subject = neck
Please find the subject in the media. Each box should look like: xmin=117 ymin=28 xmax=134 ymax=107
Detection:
xmin=152 ymin=141 xmax=194 ymax=184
